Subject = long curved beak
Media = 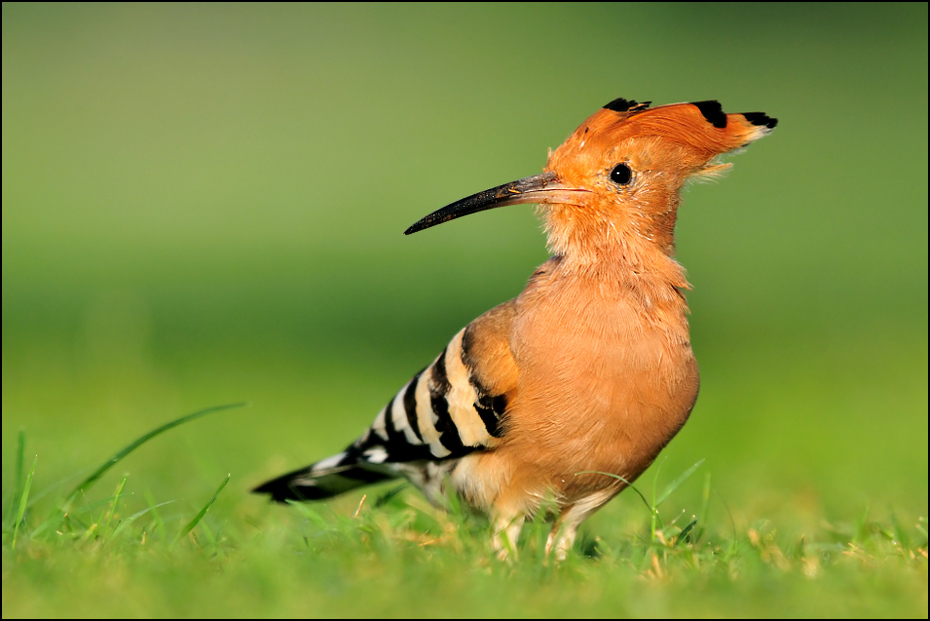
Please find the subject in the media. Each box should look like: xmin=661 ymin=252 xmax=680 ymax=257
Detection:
xmin=404 ymin=172 xmax=588 ymax=235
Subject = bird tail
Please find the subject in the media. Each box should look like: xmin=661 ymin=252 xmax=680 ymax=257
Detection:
xmin=252 ymin=450 xmax=395 ymax=502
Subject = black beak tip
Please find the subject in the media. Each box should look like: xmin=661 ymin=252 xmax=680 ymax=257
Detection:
xmin=404 ymin=221 xmax=425 ymax=235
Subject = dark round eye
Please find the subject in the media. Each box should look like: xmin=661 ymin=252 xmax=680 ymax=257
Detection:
xmin=610 ymin=163 xmax=632 ymax=186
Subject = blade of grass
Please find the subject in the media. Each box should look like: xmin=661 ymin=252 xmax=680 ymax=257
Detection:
xmin=854 ymin=506 xmax=872 ymax=544
xmin=113 ymin=500 xmax=178 ymax=537
xmin=62 ymin=402 xmax=247 ymax=510
xmin=651 ymin=454 xmax=666 ymax=509
xmin=374 ymin=484 xmax=407 ymax=508
xmin=4 ymin=431 xmax=26 ymax=526
xmin=574 ymin=471 xmax=652 ymax=512
xmin=14 ymin=431 xmax=25 ymax=504
xmin=144 ymin=491 xmax=168 ymax=540
xmin=655 ymin=459 xmax=705 ymax=506
xmin=676 ymin=517 xmax=698 ymax=545
xmin=287 ymin=498 xmax=337 ymax=531
xmin=693 ymin=471 xmax=712 ymax=543
xmin=11 ymin=454 xmax=38 ymax=550
xmin=101 ymin=477 xmax=128 ymax=534
xmin=177 ymin=474 xmax=230 ymax=542
xmin=31 ymin=493 xmax=127 ymax=541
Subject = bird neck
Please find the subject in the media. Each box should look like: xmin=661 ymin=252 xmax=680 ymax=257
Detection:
xmin=536 ymin=250 xmax=689 ymax=340
xmin=542 ymin=197 xmax=682 ymax=262
xmin=544 ymin=215 xmax=689 ymax=287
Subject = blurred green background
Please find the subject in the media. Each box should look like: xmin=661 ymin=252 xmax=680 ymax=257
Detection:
xmin=2 ymin=1 xmax=927 ymax=542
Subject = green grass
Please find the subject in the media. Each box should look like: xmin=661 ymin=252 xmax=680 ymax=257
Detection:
xmin=2 ymin=416 xmax=926 ymax=618
xmin=2 ymin=3 xmax=927 ymax=618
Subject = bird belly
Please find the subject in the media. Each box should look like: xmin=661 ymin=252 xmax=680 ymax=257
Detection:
xmin=458 ymin=291 xmax=699 ymax=517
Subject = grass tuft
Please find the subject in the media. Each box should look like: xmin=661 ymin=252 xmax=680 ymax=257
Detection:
xmin=10 ymin=452 xmax=37 ymax=550
xmin=577 ymin=458 xmax=706 ymax=548
xmin=178 ymin=474 xmax=231 ymax=543
xmin=62 ymin=402 xmax=248 ymax=510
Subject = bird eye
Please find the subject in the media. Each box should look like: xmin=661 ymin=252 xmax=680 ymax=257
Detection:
xmin=610 ymin=163 xmax=633 ymax=186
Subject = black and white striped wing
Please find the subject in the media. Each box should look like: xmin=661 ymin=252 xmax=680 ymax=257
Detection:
xmin=253 ymin=301 xmax=518 ymax=503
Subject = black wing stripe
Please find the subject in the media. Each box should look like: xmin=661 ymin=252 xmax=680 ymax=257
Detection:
xmin=403 ymin=371 xmax=425 ymax=442
xmin=474 ymin=394 xmax=506 ymax=438
xmin=460 ymin=325 xmax=509 ymax=439
xmin=380 ymin=394 xmax=435 ymax=462
xmin=430 ymin=348 xmax=469 ymax=454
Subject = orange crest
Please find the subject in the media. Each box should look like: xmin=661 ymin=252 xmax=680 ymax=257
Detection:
xmin=548 ymin=98 xmax=776 ymax=177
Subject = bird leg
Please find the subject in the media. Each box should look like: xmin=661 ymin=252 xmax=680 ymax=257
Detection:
xmin=492 ymin=513 xmax=525 ymax=561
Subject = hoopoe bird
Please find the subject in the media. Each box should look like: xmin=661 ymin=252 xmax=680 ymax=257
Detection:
xmin=254 ymin=98 xmax=777 ymax=559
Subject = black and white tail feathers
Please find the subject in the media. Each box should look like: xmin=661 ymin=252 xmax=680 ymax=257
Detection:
xmin=250 ymin=457 xmax=394 ymax=502
xmin=252 ymin=321 xmax=511 ymax=503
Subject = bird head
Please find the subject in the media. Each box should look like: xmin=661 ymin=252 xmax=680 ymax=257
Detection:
xmin=406 ymin=98 xmax=776 ymax=265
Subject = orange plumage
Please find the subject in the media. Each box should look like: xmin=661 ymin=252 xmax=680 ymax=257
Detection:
xmin=254 ymin=98 xmax=777 ymax=559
